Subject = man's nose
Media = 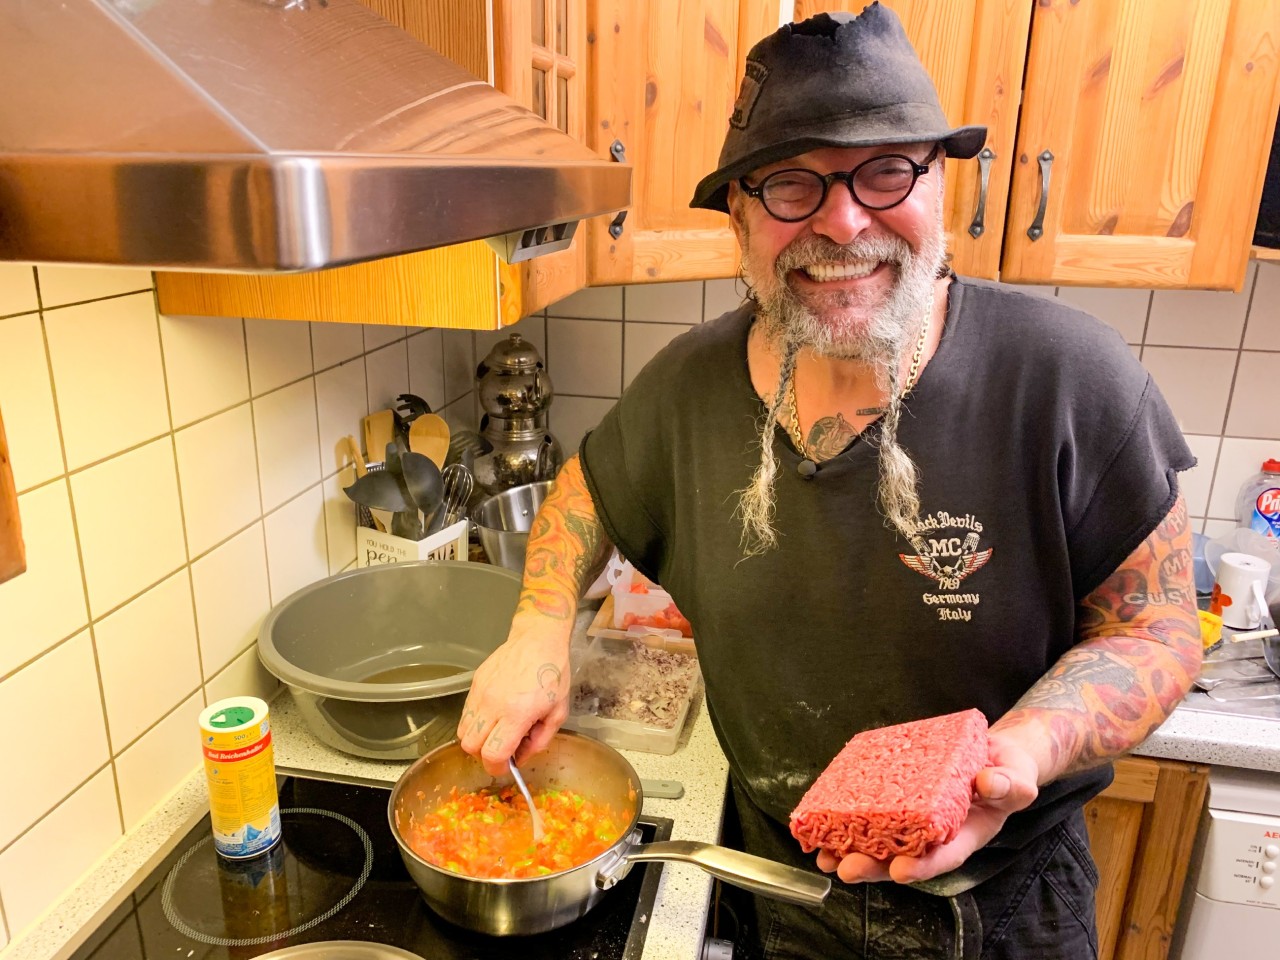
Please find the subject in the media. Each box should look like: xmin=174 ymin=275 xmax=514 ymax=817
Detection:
xmin=808 ymin=179 xmax=874 ymax=245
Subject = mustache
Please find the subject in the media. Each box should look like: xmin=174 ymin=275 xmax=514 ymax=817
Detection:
xmin=773 ymin=234 xmax=913 ymax=276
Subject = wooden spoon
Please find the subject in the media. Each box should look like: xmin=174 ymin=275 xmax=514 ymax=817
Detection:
xmin=362 ymin=409 xmax=396 ymax=464
xmin=408 ymin=414 xmax=450 ymax=468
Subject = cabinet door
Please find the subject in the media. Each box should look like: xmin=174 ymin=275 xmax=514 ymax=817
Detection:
xmin=494 ymin=0 xmax=591 ymax=319
xmin=790 ymin=2 xmax=1030 ymax=280
xmin=1001 ymin=0 xmax=1280 ymax=290
xmin=586 ymin=0 xmax=745 ymax=285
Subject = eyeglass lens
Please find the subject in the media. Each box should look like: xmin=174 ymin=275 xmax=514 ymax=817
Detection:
xmin=758 ymin=156 xmax=924 ymax=220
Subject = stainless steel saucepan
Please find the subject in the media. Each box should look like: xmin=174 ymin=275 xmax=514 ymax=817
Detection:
xmin=387 ymin=731 xmax=830 ymax=936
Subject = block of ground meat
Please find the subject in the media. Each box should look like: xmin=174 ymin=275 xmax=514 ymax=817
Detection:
xmin=789 ymin=708 xmax=989 ymax=860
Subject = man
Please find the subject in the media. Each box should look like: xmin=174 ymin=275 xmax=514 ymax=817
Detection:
xmin=459 ymin=7 xmax=1201 ymax=958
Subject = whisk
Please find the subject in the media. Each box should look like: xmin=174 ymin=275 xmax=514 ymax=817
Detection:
xmin=427 ymin=463 xmax=474 ymax=533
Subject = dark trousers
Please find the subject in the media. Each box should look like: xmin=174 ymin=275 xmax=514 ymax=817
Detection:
xmin=718 ymin=787 xmax=1100 ymax=960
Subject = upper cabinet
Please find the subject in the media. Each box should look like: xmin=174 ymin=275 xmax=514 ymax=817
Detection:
xmin=155 ymin=0 xmax=595 ymax=330
xmin=1001 ymin=0 xmax=1280 ymax=289
xmin=592 ymin=0 xmax=1280 ymax=291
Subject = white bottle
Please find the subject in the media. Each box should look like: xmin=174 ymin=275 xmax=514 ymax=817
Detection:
xmin=1236 ymin=459 xmax=1280 ymax=542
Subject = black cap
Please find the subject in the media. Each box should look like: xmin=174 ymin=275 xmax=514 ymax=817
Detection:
xmin=690 ymin=4 xmax=987 ymax=213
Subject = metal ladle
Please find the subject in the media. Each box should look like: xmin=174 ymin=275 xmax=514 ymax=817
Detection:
xmin=507 ymin=758 xmax=545 ymax=842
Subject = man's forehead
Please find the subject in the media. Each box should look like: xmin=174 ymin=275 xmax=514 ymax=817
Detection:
xmin=750 ymin=142 xmax=937 ymax=178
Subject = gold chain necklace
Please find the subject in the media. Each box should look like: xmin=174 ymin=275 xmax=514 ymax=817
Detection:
xmin=785 ymin=315 xmax=931 ymax=460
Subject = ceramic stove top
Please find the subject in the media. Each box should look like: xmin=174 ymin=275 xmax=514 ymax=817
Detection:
xmin=66 ymin=775 xmax=670 ymax=960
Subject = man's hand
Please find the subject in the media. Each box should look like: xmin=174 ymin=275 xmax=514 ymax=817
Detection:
xmin=457 ymin=616 xmax=572 ymax=776
xmin=814 ymin=729 xmax=1039 ymax=884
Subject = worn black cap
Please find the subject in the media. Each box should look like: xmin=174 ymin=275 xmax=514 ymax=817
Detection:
xmin=690 ymin=3 xmax=987 ymax=213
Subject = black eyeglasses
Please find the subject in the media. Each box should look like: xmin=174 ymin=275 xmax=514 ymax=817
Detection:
xmin=739 ymin=148 xmax=940 ymax=222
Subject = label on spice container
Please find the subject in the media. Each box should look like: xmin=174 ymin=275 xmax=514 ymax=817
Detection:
xmin=199 ymin=696 xmax=281 ymax=859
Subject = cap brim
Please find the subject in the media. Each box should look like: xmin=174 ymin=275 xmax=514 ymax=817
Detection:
xmin=690 ymin=123 xmax=987 ymax=213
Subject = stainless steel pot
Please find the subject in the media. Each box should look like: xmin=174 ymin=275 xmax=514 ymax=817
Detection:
xmin=388 ymin=732 xmax=830 ymax=936
xmin=471 ymin=480 xmax=553 ymax=574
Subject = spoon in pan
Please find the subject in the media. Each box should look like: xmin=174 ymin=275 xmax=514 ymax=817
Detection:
xmin=507 ymin=757 xmax=545 ymax=843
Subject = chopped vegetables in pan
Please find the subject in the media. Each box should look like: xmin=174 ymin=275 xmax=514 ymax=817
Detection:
xmin=406 ymin=785 xmax=632 ymax=879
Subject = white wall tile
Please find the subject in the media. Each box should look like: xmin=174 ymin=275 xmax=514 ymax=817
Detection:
xmin=1203 ymin=518 xmax=1239 ymax=539
xmin=1147 ymin=265 xmax=1255 ymax=348
xmin=174 ymin=405 xmax=261 ymax=558
xmin=476 ymin=317 xmax=545 ymax=369
xmin=1225 ymin=352 xmax=1278 ymax=439
xmin=547 ymin=318 xmax=622 ymax=397
xmin=442 ymin=330 xmax=476 ymax=404
xmin=705 ymin=279 xmax=747 ymax=321
xmin=245 ymin=319 xmax=312 ymax=397
xmin=1207 ymin=437 xmax=1280 ymax=519
xmin=315 ymin=361 xmax=368 ymax=475
xmin=365 ymin=340 xmax=410 ymax=414
xmin=408 ymin=329 xmax=447 ymax=414
xmin=159 ymin=314 xmax=249 ymax=427
xmin=364 ymin=324 xmax=406 ymax=352
xmin=263 ymin=486 xmax=330 ymax=604
xmin=311 ymin=322 xmax=364 ymax=370
xmin=114 ymin=693 xmax=203 ymax=831
xmin=323 ymin=468 xmax=357 ymax=575
xmin=36 ymin=265 xmax=151 ymax=307
xmin=438 ymin=395 xmax=479 ymax=438
xmin=1243 ymin=263 xmax=1280 ymax=350
xmin=1055 ymin=287 xmax=1150 ymax=345
xmin=205 ymin=644 xmax=278 ymax=706
xmin=1141 ymin=347 xmax=1236 ymax=435
xmin=0 ymin=263 xmax=38 ymax=317
xmin=546 ymin=286 xmax=623 ymax=319
xmin=0 ymin=631 xmax=108 ymax=849
xmin=253 ymin=380 xmax=321 ymax=511
xmin=94 ymin=571 xmax=201 ymax=748
xmin=44 ymin=293 xmax=169 ymax=469
xmin=0 ymin=482 xmax=88 ymax=676
xmin=191 ymin=524 xmax=270 ymax=679
xmin=625 ymin=281 xmax=703 ymax=324
xmin=0 ymin=314 xmax=63 ymax=490
xmin=1179 ymin=435 xmax=1221 ymax=519
xmin=624 ymin=322 xmax=694 ymax=388
xmin=0 ymin=767 xmax=121 ymax=936
xmin=71 ymin=438 xmax=186 ymax=617
xmin=551 ymin=396 xmax=616 ymax=458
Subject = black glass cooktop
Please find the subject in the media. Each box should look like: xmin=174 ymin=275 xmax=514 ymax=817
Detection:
xmin=68 ymin=775 xmax=671 ymax=960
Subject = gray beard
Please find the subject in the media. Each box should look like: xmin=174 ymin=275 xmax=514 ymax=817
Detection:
xmin=734 ymin=220 xmax=946 ymax=556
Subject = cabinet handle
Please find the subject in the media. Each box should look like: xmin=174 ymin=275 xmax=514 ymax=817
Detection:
xmin=967 ymin=147 xmax=995 ymax=239
xmin=608 ymin=139 xmax=628 ymax=239
xmin=1027 ymin=150 xmax=1054 ymax=242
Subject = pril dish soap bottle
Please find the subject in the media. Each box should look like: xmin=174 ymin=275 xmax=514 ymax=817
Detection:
xmin=1236 ymin=459 xmax=1280 ymax=542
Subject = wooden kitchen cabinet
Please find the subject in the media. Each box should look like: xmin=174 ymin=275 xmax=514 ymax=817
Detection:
xmin=155 ymin=0 xmax=594 ymax=329
xmin=1084 ymin=756 xmax=1210 ymax=960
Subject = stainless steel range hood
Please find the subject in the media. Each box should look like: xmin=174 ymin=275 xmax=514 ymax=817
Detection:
xmin=0 ymin=0 xmax=631 ymax=272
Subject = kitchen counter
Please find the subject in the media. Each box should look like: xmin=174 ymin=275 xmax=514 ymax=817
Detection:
xmin=6 ymin=683 xmax=1278 ymax=960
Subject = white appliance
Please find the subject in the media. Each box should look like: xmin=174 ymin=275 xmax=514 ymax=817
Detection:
xmin=1171 ymin=766 xmax=1280 ymax=958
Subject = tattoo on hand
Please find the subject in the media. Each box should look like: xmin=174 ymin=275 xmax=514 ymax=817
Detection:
xmin=537 ymin=663 xmax=562 ymax=702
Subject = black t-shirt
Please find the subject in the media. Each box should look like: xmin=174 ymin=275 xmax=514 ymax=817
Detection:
xmin=580 ymin=277 xmax=1193 ymax=874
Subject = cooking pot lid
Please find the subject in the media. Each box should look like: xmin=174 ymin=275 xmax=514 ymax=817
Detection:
xmin=480 ymin=333 xmax=543 ymax=372
xmin=254 ymin=942 xmax=424 ymax=959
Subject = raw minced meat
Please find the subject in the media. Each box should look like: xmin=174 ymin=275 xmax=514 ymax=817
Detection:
xmin=571 ymin=639 xmax=699 ymax=729
xmin=789 ymin=708 xmax=990 ymax=860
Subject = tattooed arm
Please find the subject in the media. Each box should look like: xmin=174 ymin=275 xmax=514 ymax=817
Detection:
xmin=458 ymin=455 xmax=613 ymax=774
xmin=989 ymin=492 xmax=1202 ymax=782
xmin=820 ymin=494 xmax=1202 ymax=886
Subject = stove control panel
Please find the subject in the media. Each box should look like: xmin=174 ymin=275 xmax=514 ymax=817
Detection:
xmin=1197 ymin=808 xmax=1280 ymax=908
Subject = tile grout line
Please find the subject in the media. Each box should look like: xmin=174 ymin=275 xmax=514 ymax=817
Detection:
xmin=307 ymin=324 xmax=335 ymax=575
xmin=1209 ymin=267 xmax=1263 ymax=506
xmin=31 ymin=267 xmax=128 ymax=839
xmin=35 ymin=286 xmax=154 ymax=313
xmin=243 ymin=317 xmax=277 ymax=608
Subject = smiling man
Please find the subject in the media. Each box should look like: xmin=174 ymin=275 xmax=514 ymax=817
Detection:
xmin=459 ymin=7 xmax=1201 ymax=959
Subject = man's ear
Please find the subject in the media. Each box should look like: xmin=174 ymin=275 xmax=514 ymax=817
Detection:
xmin=726 ymin=182 xmax=747 ymax=243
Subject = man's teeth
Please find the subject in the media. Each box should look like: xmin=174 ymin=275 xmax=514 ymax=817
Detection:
xmin=802 ymin=261 xmax=879 ymax=281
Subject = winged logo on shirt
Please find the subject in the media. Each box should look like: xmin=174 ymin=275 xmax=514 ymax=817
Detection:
xmin=899 ymin=531 xmax=993 ymax=585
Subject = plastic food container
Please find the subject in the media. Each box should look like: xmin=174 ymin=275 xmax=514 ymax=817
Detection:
xmin=607 ymin=559 xmax=692 ymax=637
xmin=562 ymin=634 xmax=701 ymax=755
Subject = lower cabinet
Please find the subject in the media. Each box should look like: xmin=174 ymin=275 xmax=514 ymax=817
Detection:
xmin=1084 ymin=756 xmax=1210 ymax=960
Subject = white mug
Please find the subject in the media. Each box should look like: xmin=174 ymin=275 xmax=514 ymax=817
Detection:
xmin=1212 ymin=552 xmax=1272 ymax=629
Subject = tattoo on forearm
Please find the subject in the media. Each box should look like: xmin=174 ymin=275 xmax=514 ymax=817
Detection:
xmin=993 ymin=495 xmax=1202 ymax=779
xmin=515 ymin=456 xmax=612 ymax=622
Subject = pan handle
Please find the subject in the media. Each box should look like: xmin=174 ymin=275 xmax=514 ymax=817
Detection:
xmin=609 ymin=840 xmax=831 ymax=906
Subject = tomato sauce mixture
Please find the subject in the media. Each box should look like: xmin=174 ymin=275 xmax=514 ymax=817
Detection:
xmin=406 ymin=785 xmax=633 ymax=879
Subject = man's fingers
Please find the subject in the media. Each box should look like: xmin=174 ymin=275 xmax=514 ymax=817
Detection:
xmin=815 ymin=849 xmax=840 ymax=873
xmin=975 ymin=766 xmax=1037 ymax=812
xmin=836 ymin=852 xmax=891 ymax=884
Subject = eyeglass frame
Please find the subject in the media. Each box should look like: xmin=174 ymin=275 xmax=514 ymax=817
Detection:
xmin=737 ymin=146 xmax=942 ymax=222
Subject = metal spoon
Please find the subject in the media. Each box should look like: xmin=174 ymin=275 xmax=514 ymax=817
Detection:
xmin=507 ymin=758 xmax=545 ymax=843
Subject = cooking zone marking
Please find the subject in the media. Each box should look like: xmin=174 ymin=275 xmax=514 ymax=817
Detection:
xmin=160 ymin=808 xmax=372 ymax=947
xmin=898 ymin=511 xmax=993 ymax=621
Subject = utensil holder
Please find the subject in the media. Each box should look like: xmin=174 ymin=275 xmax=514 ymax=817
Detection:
xmin=358 ymin=520 xmax=469 ymax=568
